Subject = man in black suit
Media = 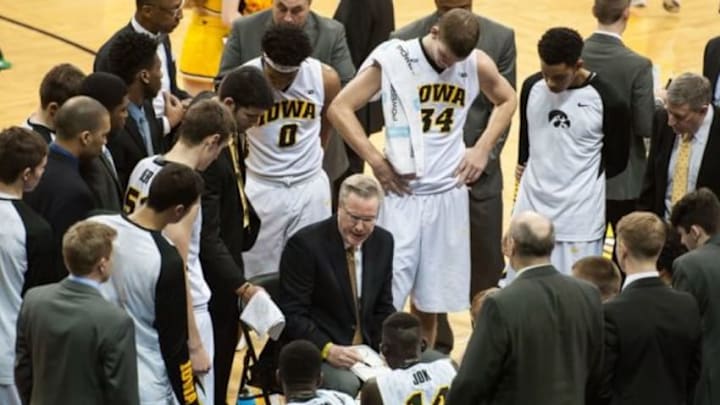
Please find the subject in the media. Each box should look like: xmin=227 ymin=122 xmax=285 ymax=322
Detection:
xmin=199 ymin=66 xmax=274 ymax=404
xmin=15 ymin=220 xmax=139 ymax=405
xmin=79 ymin=72 xmax=130 ymax=211
xmin=447 ymin=211 xmax=604 ymax=405
xmin=588 ymin=211 xmax=701 ymax=405
xmin=24 ymin=96 xmax=110 ymax=279
xmin=279 ymin=174 xmax=395 ymax=397
xmin=670 ymin=188 xmax=720 ymax=405
xmin=105 ymin=31 xmax=182 ymax=190
xmin=639 ymin=72 xmax=720 ymax=218
xmin=95 ymin=0 xmax=189 ymax=138
xmin=703 ymin=35 xmax=720 ymax=107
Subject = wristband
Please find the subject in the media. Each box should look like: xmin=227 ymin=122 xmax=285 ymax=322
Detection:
xmin=321 ymin=342 xmax=333 ymax=360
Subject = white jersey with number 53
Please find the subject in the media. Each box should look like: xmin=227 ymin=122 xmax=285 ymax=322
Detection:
xmin=244 ymin=57 xmax=325 ymax=182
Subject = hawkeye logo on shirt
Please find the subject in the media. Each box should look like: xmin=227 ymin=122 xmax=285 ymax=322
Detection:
xmin=257 ymin=100 xmax=317 ymax=126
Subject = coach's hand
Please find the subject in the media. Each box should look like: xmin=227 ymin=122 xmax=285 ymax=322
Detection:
xmin=164 ymin=91 xmax=185 ymax=129
xmin=326 ymin=345 xmax=363 ymax=369
xmin=455 ymin=146 xmax=490 ymax=185
xmin=370 ymin=158 xmax=412 ymax=196
xmin=190 ymin=344 xmax=212 ymax=375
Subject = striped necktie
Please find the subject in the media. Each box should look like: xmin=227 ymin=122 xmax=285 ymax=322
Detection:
xmin=228 ymin=134 xmax=250 ymax=228
xmin=346 ymin=248 xmax=363 ymax=345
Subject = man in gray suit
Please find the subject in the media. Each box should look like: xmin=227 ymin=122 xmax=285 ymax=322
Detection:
xmin=670 ymin=188 xmax=720 ymax=405
xmin=219 ymin=0 xmax=356 ymax=190
xmin=391 ymin=0 xmax=516 ymax=353
xmin=581 ymin=0 xmax=654 ymax=256
xmin=15 ymin=220 xmax=139 ymax=405
xmin=447 ymin=211 xmax=604 ymax=405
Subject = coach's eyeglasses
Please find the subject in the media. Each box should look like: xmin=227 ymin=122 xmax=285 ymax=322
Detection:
xmin=341 ymin=207 xmax=377 ymax=226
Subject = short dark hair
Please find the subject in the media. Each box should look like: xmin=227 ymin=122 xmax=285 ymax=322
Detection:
xmin=146 ymin=163 xmax=205 ymax=212
xmin=278 ymin=340 xmax=321 ymax=387
xmin=178 ymin=99 xmax=236 ymax=145
xmin=0 ymin=127 xmax=48 ymax=184
xmin=511 ymin=221 xmax=555 ymax=257
xmin=381 ymin=312 xmax=422 ymax=357
xmin=592 ymin=0 xmax=630 ymax=24
xmin=538 ymin=27 xmax=584 ymax=66
xmin=657 ymin=224 xmax=686 ymax=274
xmin=670 ymin=188 xmax=720 ymax=235
xmin=107 ymin=31 xmax=159 ymax=85
xmin=54 ymin=96 xmax=109 ymax=141
xmin=572 ymin=256 xmax=621 ymax=299
xmin=437 ymin=8 xmax=479 ymax=59
xmin=63 ymin=220 xmax=117 ymax=277
xmin=79 ymin=72 xmax=128 ymax=111
xmin=218 ymin=66 xmax=274 ymax=109
xmin=39 ymin=63 xmax=86 ymax=109
xmin=617 ymin=212 xmax=666 ymax=259
xmin=261 ymin=25 xmax=313 ymax=67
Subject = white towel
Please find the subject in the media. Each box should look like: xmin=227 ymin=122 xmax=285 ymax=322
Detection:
xmin=361 ymin=40 xmax=425 ymax=177
xmin=239 ymin=289 xmax=285 ymax=340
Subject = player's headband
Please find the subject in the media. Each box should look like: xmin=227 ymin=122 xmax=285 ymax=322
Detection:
xmin=262 ymin=53 xmax=301 ymax=74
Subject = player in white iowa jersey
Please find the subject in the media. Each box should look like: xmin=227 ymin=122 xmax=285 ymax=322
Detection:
xmin=279 ymin=340 xmax=355 ymax=405
xmin=513 ymin=28 xmax=630 ymax=276
xmin=362 ymin=313 xmax=456 ymax=405
xmin=328 ymin=9 xmax=516 ymax=347
xmin=124 ymin=99 xmax=236 ymax=404
xmin=241 ymin=25 xmax=341 ymax=279
xmin=91 ymin=164 xmax=205 ymax=405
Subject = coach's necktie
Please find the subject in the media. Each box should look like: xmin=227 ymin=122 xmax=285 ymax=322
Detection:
xmin=137 ymin=113 xmax=154 ymax=157
xmin=671 ymin=133 xmax=692 ymax=205
xmin=229 ymin=134 xmax=250 ymax=228
xmin=346 ymin=248 xmax=363 ymax=345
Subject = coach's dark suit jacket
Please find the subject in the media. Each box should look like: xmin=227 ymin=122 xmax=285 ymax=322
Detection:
xmin=447 ymin=265 xmax=604 ymax=405
xmin=589 ymin=277 xmax=701 ymax=405
xmin=24 ymin=146 xmax=96 ymax=278
xmin=673 ymin=234 xmax=720 ymax=405
xmin=199 ymin=141 xmax=261 ymax=403
xmin=80 ymin=148 xmax=123 ymax=212
xmin=279 ymin=215 xmax=395 ymax=351
xmin=703 ymin=36 xmax=720 ymax=103
xmin=15 ymin=279 xmax=139 ymax=405
xmin=638 ymin=107 xmax=720 ymax=217
xmin=582 ymin=33 xmax=654 ymax=202
xmin=107 ymin=100 xmax=164 ymax=191
xmin=94 ymin=23 xmax=190 ymax=101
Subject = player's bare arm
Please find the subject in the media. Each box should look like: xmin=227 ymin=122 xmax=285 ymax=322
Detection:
xmin=320 ymin=63 xmax=342 ymax=149
xmin=455 ymin=51 xmax=517 ymax=185
xmin=328 ymin=65 xmax=412 ymax=196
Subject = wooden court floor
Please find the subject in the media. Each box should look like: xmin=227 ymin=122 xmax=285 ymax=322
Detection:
xmin=1 ymin=0 xmax=718 ymax=401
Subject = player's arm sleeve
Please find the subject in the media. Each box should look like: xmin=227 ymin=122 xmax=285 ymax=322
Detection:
xmin=14 ymin=299 xmax=33 ymax=404
xmin=153 ymin=235 xmax=200 ymax=405
xmin=518 ymin=73 xmax=541 ymax=165
xmin=631 ymin=59 xmax=655 ymax=139
xmin=278 ymin=235 xmax=332 ymax=349
xmin=199 ymin=160 xmax=247 ymax=292
xmin=446 ymin=297 xmax=508 ymax=404
xmin=599 ymin=84 xmax=631 ymax=178
xmin=102 ymin=314 xmax=140 ymax=405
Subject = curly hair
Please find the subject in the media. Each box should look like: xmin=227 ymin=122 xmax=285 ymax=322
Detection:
xmin=107 ymin=31 xmax=159 ymax=85
xmin=538 ymin=27 xmax=583 ymax=66
xmin=261 ymin=24 xmax=313 ymax=67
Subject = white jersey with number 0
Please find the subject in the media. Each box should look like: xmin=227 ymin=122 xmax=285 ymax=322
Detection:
xmin=244 ymin=57 xmax=325 ymax=182
xmin=375 ymin=359 xmax=456 ymax=405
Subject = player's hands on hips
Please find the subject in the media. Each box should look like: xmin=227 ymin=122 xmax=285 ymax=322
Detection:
xmin=455 ymin=147 xmax=490 ymax=185
xmin=190 ymin=344 xmax=212 ymax=375
xmin=370 ymin=158 xmax=412 ymax=196
xmin=326 ymin=345 xmax=363 ymax=369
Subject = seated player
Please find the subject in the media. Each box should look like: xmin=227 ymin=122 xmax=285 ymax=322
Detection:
xmin=361 ymin=313 xmax=456 ymax=405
